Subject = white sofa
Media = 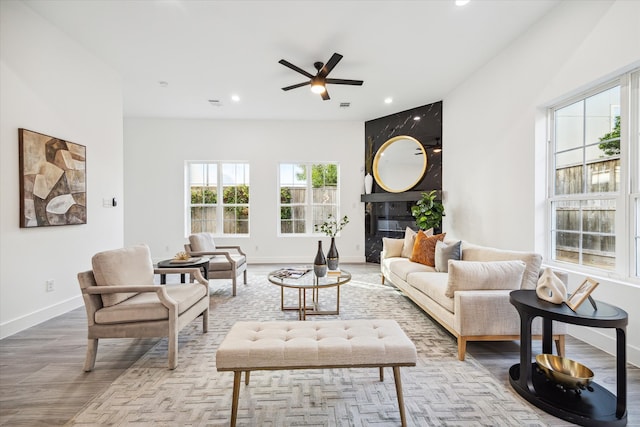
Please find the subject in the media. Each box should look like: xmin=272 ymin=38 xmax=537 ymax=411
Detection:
xmin=380 ymin=236 xmax=567 ymax=360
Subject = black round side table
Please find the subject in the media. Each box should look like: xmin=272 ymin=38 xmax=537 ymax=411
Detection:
xmin=156 ymin=257 xmax=210 ymax=284
xmin=509 ymin=289 xmax=628 ymax=427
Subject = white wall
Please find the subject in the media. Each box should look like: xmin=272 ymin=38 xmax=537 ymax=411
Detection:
xmin=123 ymin=118 xmax=365 ymax=264
xmin=0 ymin=1 xmax=124 ymax=338
xmin=443 ymin=0 xmax=640 ymax=365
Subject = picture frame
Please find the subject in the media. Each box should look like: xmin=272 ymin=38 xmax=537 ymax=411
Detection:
xmin=566 ymin=278 xmax=599 ymax=311
xmin=19 ymin=128 xmax=86 ymax=227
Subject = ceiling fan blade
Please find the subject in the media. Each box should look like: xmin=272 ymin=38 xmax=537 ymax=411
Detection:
xmin=282 ymin=81 xmax=310 ymax=91
xmin=321 ymin=89 xmax=330 ymax=101
xmin=325 ymin=78 xmax=364 ymax=86
xmin=318 ymin=53 xmax=343 ymax=78
xmin=278 ymin=59 xmax=314 ymax=78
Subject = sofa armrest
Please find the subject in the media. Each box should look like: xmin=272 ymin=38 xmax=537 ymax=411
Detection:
xmin=454 ymin=290 xmax=522 ymax=336
xmin=454 ymin=290 xmax=567 ymax=336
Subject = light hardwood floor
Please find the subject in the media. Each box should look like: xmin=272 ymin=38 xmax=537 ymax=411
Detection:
xmin=1 ymin=263 xmax=637 ymax=426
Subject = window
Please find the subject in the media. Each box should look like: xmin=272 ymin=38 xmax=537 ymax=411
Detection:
xmin=279 ymin=163 xmax=340 ymax=235
xmin=548 ymin=69 xmax=640 ymax=279
xmin=187 ymin=162 xmax=249 ymax=235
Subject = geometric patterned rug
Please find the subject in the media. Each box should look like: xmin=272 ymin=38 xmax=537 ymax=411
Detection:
xmin=66 ymin=269 xmax=546 ymax=426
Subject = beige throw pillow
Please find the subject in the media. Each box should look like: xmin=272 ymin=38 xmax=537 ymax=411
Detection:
xmin=189 ymin=233 xmax=216 ymax=252
xmin=445 ymin=260 xmax=526 ymax=298
xmin=92 ymin=244 xmax=155 ymax=307
xmin=434 ymin=240 xmax=462 ymax=272
xmin=382 ymin=237 xmax=404 ymax=258
xmin=401 ymin=227 xmax=433 ymax=258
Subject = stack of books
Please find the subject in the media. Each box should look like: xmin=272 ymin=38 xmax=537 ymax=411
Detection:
xmin=272 ymin=267 xmax=311 ymax=279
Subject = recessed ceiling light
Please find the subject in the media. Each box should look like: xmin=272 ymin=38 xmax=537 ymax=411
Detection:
xmin=455 ymin=0 xmax=470 ymax=6
xmin=384 ymin=97 xmax=393 ymax=104
xmin=231 ymin=94 xmax=240 ymax=102
xmin=413 ymin=116 xmax=421 ymax=121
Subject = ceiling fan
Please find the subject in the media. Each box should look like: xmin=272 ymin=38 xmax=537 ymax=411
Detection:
xmin=278 ymin=52 xmax=364 ymax=100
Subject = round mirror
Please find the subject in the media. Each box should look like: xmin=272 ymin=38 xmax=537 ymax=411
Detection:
xmin=373 ymin=136 xmax=427 ymax=193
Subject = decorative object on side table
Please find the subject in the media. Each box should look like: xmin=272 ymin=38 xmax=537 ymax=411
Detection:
xmin=411 ymin=190 xmax=445 ymax=231
xmin=535 ymin=354 xmax=594 ymax=394
xmin=314 ymin=214 xmax=349 ymax=271
xmin=536 ymin=267 xmax=567 ymax=304
xmin=314 ymin=240 xmax=327 ymax=278
xmin=566 ymin=278 xmax=599 ymax=311
xmin=364 ymin=137 xmax=374 ymax=194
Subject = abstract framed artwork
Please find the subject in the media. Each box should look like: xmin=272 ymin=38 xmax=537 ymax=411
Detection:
xmin=18 ymin=128 xmax=86 ymax=227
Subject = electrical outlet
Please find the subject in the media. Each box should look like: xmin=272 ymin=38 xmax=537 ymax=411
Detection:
xmin=46 ymin=280 xmax=54 ymax=292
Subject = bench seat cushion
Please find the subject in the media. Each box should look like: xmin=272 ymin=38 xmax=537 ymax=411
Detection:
xmin=216 ymin=319 xmax=417 ymax=370
xmin=95 ymin=283 xmax=207 ymax=324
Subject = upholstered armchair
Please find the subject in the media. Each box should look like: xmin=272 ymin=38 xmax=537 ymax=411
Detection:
xmin=184 ymin=233 xmax=247 ymax=296
xmin=77 ymin=244 xmax=209 ymax=371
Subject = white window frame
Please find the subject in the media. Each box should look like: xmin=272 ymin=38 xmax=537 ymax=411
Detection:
xmin=277 ymin=162 xmax=341 ymax=236
xmin=185 ymin=161 xmax=250 ymax=237
xmin=546 ymin=69 xmax=640 ymax=282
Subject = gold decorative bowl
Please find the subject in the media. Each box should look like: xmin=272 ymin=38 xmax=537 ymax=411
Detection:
xmin=535 ymin=354 xmax=594 ymax=390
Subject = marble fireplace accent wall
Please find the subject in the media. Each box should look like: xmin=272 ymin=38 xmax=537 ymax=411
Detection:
xmin=364 ymin=101 xmax=443 ymax=263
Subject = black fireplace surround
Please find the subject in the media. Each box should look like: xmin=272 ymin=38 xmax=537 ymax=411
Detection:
xmin=364 ymin=101 xmax=442 ymax=263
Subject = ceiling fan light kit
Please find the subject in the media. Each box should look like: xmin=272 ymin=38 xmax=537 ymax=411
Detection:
xmin=279 ymin=52 xmax=363 ymax=100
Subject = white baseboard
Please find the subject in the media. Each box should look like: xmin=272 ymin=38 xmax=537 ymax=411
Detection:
xmin=568 ymin=325 xmax=639 ymax=368
xmin=0 ymin=295 xmax=83 ymax=339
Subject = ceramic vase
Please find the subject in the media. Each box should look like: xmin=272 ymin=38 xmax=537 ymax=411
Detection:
xmin=364 ymin=173 xmax=373 ymax=194
xmin=536 ymin=267 xmax=567 ymax=304
xmin=314 ymin=240 xmax=327 ymax=277
xmin=327 ymin=237 xmax=339 ymax=270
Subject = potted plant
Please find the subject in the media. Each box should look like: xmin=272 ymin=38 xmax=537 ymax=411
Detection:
xmin=411 ymin=190 xmax=445 ymax=231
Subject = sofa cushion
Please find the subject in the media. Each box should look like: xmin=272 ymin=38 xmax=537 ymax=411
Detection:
xmin=435 ymin=240 xmax=462 ymax=272
xmin=445 ymin=260 xmax=526 ymax=298
xmin=382 ymin=237 xmax=404 ymax=258
xmin=386 ymin=257 xmax=435 ymax=281
xmin=92 ymin=244 xmax=154 ymax=307
xmin=401 ymin=227 xmax=433 ymax=258
xmin=406 ymin=272 xmax=454 ymax=313
xmin=95 ymin=283 xmax=207 ymax=324
xmin=461 ymin=242 xmax=542 ymax=290
xmin=189 ymin=233 xmax=216 ymax=252
xmin=209 ymin=253 xmax=246 ymax=271
xmin=410 ymin=232 xmax=445 ymax=267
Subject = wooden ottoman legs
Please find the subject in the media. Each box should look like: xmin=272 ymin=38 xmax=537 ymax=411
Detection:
xmin=228 ymin=367 xmax=408 ymax=427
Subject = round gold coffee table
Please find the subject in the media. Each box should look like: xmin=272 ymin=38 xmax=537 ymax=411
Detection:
xmin=268 ymin=269 xmax=351 ymax=320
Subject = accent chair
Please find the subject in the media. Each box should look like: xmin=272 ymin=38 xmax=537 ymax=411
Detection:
xmin=184 ymin=233 xmax=247 ymax=296
xmin=77 ymin=244 xmax=209 ymax=371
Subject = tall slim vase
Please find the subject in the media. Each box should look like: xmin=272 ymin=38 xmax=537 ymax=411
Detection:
xmin=327 ymin=237 xmax=339 ymax=270
xmin=314 ymin=240 xmax=327 ymax=278
xmin=364 ymin=173 xmax=373 ymax=194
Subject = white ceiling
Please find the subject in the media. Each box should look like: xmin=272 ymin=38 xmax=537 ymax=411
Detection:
xmin=24 ymin=0 xmax=559 ymax=121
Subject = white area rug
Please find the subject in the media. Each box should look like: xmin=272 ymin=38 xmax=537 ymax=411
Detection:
xmin=67 ymin=270 xmax=546 ymax=426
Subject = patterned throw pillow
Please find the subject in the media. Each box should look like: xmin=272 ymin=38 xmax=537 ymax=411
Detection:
xmin=410 ymin=232 xmax=446 ymax=267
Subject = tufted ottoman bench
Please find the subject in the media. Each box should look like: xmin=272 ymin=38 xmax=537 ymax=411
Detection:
xmin=216 ymin=319 xmax=417 ymax=426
